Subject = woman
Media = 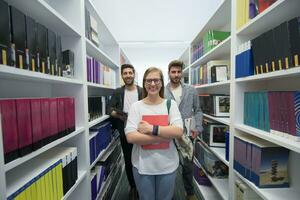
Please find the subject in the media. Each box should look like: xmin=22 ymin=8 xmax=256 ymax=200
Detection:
xmin=125 ymin=67 xmax=183 ymax=200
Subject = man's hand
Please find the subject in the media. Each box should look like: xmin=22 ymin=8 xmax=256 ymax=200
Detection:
xmin=111 ymin=110 xmax=127 ymax=121
xmin=191 ymin=130 xmax=199 ymax=139
xmin=138 ymin=121 xmax=153 ymax=135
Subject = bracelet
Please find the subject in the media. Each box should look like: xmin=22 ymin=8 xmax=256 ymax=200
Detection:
xmin=152 ymin=125 xmax=159 ymax=136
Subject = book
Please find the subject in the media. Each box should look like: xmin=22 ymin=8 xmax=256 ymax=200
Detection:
xmin=30 ymin=99 xmax=43 ymax=150
xmin=57 ymin=97 xmax=66 ymax=137
xmin=62 ymin=50 xmax=74 ymax=77
xmin=37 ymin=23 xmax=47 ymax=74
xmin=25 ymin=16 xmax=37 ymax=72
xmin=41 ymin=98 xmax=51 ymax=145
xmin=56 ymin=35 xmax=62 ymax=76
xmin=16 ymin=99 xmax=33 ymax=156
xmin=141 ymin=115 xmax=170 ymax=150
xmin=0 ymin=0 xmax=11 ymax=65
xmin=0 ymin=99 xmax=19 ymax=163
xmin=10 ymin=6 xmax=26 ymax=69
xmin=202 ymin=118 xmax=228 ymax=147
xmin=49 ymin=98 xmax=59 ymax=141
xmin=47 ymin=29 xmax=56 ymax=75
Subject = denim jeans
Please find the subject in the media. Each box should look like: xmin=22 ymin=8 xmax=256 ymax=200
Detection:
xmin=132 ymin=167 xmax=177 ymax=200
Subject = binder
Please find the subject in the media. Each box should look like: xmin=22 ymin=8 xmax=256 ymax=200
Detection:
xmin=57 ymin=97 xmax=66 ymax=137
xmin=41 ymin=98 xmax=51 ymax=145
xmin=0 ymin=99 xmax=19 ymax=163
xmin=0 ymin=0 xmax=10 ymax=65
xmin=25 ymin=16 xmax=37 ymax=71
xmin=64 ymin=97 xmax=75 ymax=134
xmin=56 ymin=35 xmax=62 ymax=76
xmin=10 ymin=6 xmax=26 ymax=69
xmin=141 ymin=115 xmax=170 ymax=150
xmin=37 ymin=23 xmax=47 ymax=74
xmin=16 ymin=99 xmax=33 ymax=156
xmin=280 ymin=22 xmax=292 ymax=69
xmin=30 ymin=99 xmax=43 ymax=150
xmin=288 ymin=17 xmax=300 ymax=67
xmin=47 ymin=29 xmax=56 ymax=75
xmin=49 ymin=98 xmax=59 ymax=141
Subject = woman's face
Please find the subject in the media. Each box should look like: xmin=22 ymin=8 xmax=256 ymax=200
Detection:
xmin=144 ymin=71 xmax=162 ymax=96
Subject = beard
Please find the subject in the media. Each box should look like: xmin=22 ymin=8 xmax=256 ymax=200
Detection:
xmin=124 ymin=78 xmax=134 ymax=86
xmin=170 ymin=77 xmax=181 ymax=84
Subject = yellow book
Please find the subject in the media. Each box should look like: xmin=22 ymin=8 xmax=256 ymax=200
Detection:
xmin=35 ymin=177 xmax=43 ymax=200
xmin=236 ymin=0 xmax=242 ymax=29
xmin=25 ymin=185 xmax=32 ymax=200
xmin=52 ymin=166 xmax=58 ymax=200
xmin=245 ymin=0 xmax=250 ymax=25
xmin=56 ymin=163 xmax=64 ymax=199
xmin=44 ymin=171 xmax=52 ymax=200
xmin=49 ymin=169 xmax=55 ymax=200
xmin=31 ymin=181 xmax=38 ymax=200
xmin=40 ymin=174 xmax=47 ymax=200
xmin=15 ymin=191 xmax=26 ymax=200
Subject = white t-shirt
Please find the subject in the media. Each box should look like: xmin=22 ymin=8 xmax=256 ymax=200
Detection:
xmin=125 ymin=99 xmax=183 ymax=175
xmin=171 ymin=85 xmax=182 ymax=106
xmin=123 ymin=88 xmax=138 ymax=113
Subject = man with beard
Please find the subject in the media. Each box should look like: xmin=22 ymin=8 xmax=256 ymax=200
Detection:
xmin=109 ymin=64 xmax=142 ymax=200
xmin=165 ymin=60 xmax=203 ymax=200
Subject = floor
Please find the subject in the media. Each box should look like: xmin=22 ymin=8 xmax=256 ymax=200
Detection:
xmin=112 ymin=165 xmax=204 ymax=200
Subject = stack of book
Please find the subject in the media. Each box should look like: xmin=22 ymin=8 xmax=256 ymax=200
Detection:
xmin=199 ymin=94 xmax=230 ymax=117
xmin=0 ymin=97 xmax=76 ymax=163
xmin=7 ymin=147 xmax=78 ymax=200
xmin=85 ymin=8 xmax=99 ymax=46
xmin=234 ymin=135 xmax=289 ymax=188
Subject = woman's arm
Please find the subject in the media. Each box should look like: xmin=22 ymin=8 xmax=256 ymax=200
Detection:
xmin=126 ymin=131 xmax=170 ymax=145
xmin=138 ymin=121 xmax=183 ymax=139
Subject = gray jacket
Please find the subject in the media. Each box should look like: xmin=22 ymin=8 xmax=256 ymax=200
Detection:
xmin=165 ymin=83 xmax=203 ymax=133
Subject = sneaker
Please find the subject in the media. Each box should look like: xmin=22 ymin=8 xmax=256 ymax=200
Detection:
xmin=186 ymin=194 xmax=197 ymax=200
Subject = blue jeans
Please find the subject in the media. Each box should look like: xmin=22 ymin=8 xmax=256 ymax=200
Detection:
xmin=132 ymin=167 xmax=177 ymax=200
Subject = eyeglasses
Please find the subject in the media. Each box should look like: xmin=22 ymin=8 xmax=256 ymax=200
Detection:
xmin=145 ymin=79 xmax=161 ymax=85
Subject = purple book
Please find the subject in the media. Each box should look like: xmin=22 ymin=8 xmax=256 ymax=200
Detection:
xmin=249 ymin=0 xmax=258 ymax=19
xmin=286 ymin=92 xmax=296 ymax=136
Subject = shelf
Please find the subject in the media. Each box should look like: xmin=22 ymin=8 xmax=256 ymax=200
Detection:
xmin=235 ymin=67 xmax=300 ymax=83
xmin=237 ymin=0 xmax=300 ymax=39
xmin=87 ymin=82 xmax=115 ymax=90
xmin=190 ymin=37 xmax=231 ymax=68
xmin=6 ymin=0 xmax=81 ymax=37
xmin=194 ymin=159 xmax=229 ymax=200
xmin=86 ymin=39 xmax=119 ymax=70
xmin=110 ymin=164 xmax=125 ymax=200
xmin=194 ymin=80 xmax=230 ymax=90
xmin=203 ymin=114 xmax=230 ymax=126
xmin=0 ymin=65 xmax=83 ymax=85
xmin=235 ymin=170 xmax=299 ymax=200
xmin=5 ymin=127 xmax=85 ymax=172
xmin=235 ymin=123 xmax=300 ymax=154
xmin=90 ymin=139 xmax=119 ymax=170
xmin=88 ymin=115 xmax=110 ymax=128
xmin=194 ymin=178 xmax=222 ymax=200
xmin=62 ymin=170 xmax=87 ymax=200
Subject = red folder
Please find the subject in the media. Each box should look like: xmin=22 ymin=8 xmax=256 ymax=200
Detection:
xmin=41 ymin=98 xmax=51 ymax=144
xmin=16 ymin=99 xmax=33 ymax=156
xmin=49 ymin=98 xmax=58 ymax=140
xmin=141 ymin=115 xmax=170 ymax=150
xmin=57 ymin=97 xmax=66 ymax=137
xmin=30 ymin=99 xmax=43 ymax=150
xmin=64 ymin=97 xmax=71 ymax=134
xmin=0 ymin=99 xmax=19 ymax=163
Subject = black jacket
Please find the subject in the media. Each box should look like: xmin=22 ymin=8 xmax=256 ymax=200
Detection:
xmin=109 ymin=85 xmax=143 ymax=131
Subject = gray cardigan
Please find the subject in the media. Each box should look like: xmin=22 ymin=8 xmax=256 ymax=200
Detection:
xmin=165 ymin=82 xmax=203 ymax=133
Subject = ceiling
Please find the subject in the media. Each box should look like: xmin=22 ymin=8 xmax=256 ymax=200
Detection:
xmin=92 ymin=0 xmax=223 ymax=85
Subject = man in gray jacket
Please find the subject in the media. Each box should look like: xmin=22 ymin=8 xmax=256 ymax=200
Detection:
xmin=165 ymin=60 xmax=203 ymax=200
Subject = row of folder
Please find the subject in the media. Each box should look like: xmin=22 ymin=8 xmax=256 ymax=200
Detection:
xmin=86 ymin=56 xmax=116 ymax=87
xmin=88 ymin=96 xmax=107 ymax=122
xmin=236 ymin=16 xmax=300 ymax=78
xmin=7 ymin=147 xmax=78 ymax=200
xmin=0 ymin=97 xmax=75 ymax=164
xmin=89 ymin=122 xmax=113 ymax=165
xmin=244 ymin=91 xmax=300 ymax=141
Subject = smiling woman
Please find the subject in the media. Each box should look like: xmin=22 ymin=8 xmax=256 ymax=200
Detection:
xmin=124 ymin=67 xmax=183 ymax=200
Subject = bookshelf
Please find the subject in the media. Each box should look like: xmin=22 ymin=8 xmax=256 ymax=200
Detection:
xmin=181 ymin=0 xmax=300 ymax=199
xmin=0 ymin=0 xmax=124 ymax=199
xmin=194 ymin=178 xmax=222 ymax=200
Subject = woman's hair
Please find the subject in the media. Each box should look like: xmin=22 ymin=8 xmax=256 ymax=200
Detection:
xmin=142 ymin=67 xmax=164 ymax=98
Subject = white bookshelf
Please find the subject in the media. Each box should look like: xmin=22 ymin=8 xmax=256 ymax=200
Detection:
xmin=184 ymin=0 xmax=300 ymax=199
xmin=194 ymin=158 xmax=229 ymax=200
xmin=0 ymin=0 xmax=122 ymax=199
xmin=194 ymin=178 xmax=222 ymax=200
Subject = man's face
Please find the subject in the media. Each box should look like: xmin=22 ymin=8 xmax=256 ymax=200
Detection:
xmin=122 ymin=68 xmax=135 ymax=86
xmin=168 ymin=66 xmax=182 ymax=84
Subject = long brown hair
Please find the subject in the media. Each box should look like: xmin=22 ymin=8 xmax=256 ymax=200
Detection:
xmin=142 ymin=67 xmax=164 ymax=98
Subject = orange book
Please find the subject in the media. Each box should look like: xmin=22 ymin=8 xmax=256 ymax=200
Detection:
xmin=141 ymin=115 xmax=170 ymax=150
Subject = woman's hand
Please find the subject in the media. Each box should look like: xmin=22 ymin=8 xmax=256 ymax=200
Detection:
xmin=138 ymin=120 xmax=153 ymax=135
